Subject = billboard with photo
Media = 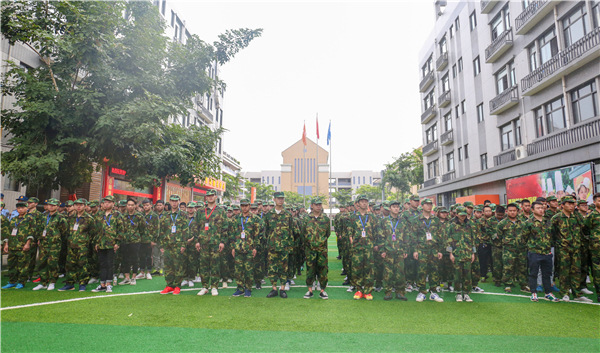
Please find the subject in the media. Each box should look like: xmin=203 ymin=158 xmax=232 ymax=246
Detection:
xmin=506 ymin=163 xmax=595 ymax=204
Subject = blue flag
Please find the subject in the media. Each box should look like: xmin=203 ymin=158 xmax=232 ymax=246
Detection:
xmin=327 ymin=121 xmax=331 ymax=146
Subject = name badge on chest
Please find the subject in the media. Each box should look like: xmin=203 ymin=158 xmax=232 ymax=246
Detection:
xmin=426 ymin=232 xmax=432 ymax=241
xmin=205 ymin=223 xmax=209 ymax=231
xmin=73 ymin=223 xmax=79 ymax=231
xmin=392 ymin=233 xmax=396 ymax=241
xmin=361 ymin=230 xmax=366 ymax=238
xmin=42 ymin=230 xmax=47 ymax=237
xmin=11 ymin=228 xmax=17 ymax=236
xmin=241 ymin=231 xmax=246 ymax=239
xmin=171 ymin=225 xmax=176 ymax=233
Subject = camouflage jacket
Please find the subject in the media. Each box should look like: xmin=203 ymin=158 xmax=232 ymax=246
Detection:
xmin=1 ymin=214 xmax=10 ymax=246
xmin=67 ymin=212 xmax=96 ymax=249
xmin=550 ymin=211 xmax=583 ymax=250
xmin=521 ymin=216 xmax=552 ymax=255
xmin=381 ymin=215 xmax=405 ymax=254
xmin=26 ymin=209 xmax=44 ymax=237
xmin=497 ymin=218 xmax=525 ymax=249
xmin=230 ymin=214 xmax=259 ymax=253
xmin=477 ymin=216 xmax=494 ymax=244
xmin=446 ymin=217 xmax=476 ymax=262
xmin=122 ymin=212 xmax=145 ymax=243
xmin=192 ymin=206 xmax=226 ymax=248
xmin=584 ymin=209 xmax=599 ymax=251
xmin=5 ymin=214 xmax=36 ymax=250
xmin=488 ymin=216 xmax=503 ymax=247
xmin=412 ymin=214 xmax=443 ymax=253
xmin=518 ymin=212 xmax=533 ymax=223
xmin=400 ymin=208 xmax=420 ymax=251
xmin=160 ymin=210 xmax=190 ymax=248
xmin=263 ymin=208 xmax=296 ymax=252
xmin=348 ymin=211 xmax=382 ymax=250
xmin=303 ymin=213 xmax=331 ymax=252
xmin=95 ymin=210 xmax=124 ymax=250
xmin=39 ymin=212 xmax=69 ymax=247
xmin=575 ymin=211 xmax=590 ymax=240
xmin=543 ymin=209 xmax=558 ymax=226
xmin=142 ymin=211 xmax=160 ymax=243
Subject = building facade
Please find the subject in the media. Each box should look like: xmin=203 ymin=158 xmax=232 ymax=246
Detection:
xmin=418 ymin=0 xmax=600 ymax=206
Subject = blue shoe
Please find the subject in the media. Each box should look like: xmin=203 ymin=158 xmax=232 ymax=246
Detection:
xmin=551 ymin=285 xmax=560 ymax=292
xmin=2 ymin=283 xmax=16 ymax=289
xmin=79 ymin=284 xmax=86 ymax=292
xmin=536 ymin=285 xmax=543 ymax=292
xmin=244 ymin=289 xmax=251 ymax=298
xmin=58 ymin=284 xmax=75 ymax=291
xmin=232 ymin=289 xmax=244 ymax=297
xmin=15 ymin=283 xmax=24 ymax=289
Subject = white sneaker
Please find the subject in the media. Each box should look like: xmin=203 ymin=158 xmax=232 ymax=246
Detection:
xmin=197 ymin=288 xmax=209 ymax=296
xmin=416 ymin=292 xmax=426 ymax=302
xmin=182 ymin=280 xmax=189 ymax=286
xmin=135 ymin=273 xmax=145 ymax=280
xmin=561 ymin=295 xmax=570 ymax=302
xmin=456 ymin=294 xmax=463 ymax=302
xmin=463 ymin=294 xmax=473 ymax=302
xmin=58 ymin=274 xmax=65 ymax=278
xmin=113 ymin=275 xmax=118 ymax=284
xmin=346 ymin=286 xmax=355 ymax=292
xmin=118 ymin=273 xmax=124 ymax=279
xmin=211 ymin=288 xmax=219 ymax=296
xmin=586 ymin=276 xmax=591 ymax=284
xmin=573 ymin=296 xmax=593 ymax=303
xmin=88 ymin=278 xmax=99 ymax=284
xmin=261 ymin=279 xmax=266 ymax=284
xmin=33 ymin=284 xmax=47 ymax=291
xmin=222 ymin=282 xmax=228 ymax=289
xmin=472 ymin=286 xmax=484 ymax=293
xmin=406 ymin=284 xmax=413 ymax=292
xmin=47 ymin=283 xmax=55 ymax=290
xmin=449 ymin=286 xmax=454 ymax=292
xmin=430 ymin=292 xmax=444 ymax=302
xmin=290 ymin=280 xmax=296 ymax=285
xmin=227 ymin=279 xmax=232 ymax=283
xmin=192 ymin=276 xmax=201 ymax=283
xmin=293 ymin=275 xmax=297 ymax=279
xmin=580 ymin=288 xmax=593 ymax=295
xmin=188 ymin=281 xmax=194 ymax=287
xmin=130 ymin=279 xmax=136 ymax=285
xmin=285 ymin=283 xmax=290 ymax=291
xmin=219 ymin=279 xmax=223 ymax=282
xmin=119 ymin=278 xmax=131 ymax=285
xmin=106 ymin=285 xmax=113 ymax=293
xmin=146 ymin=273 xmax=152 ymax=280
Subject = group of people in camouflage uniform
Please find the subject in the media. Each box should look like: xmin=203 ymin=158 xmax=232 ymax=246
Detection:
xmin=333 ymin=193 xmax=600 ymax=303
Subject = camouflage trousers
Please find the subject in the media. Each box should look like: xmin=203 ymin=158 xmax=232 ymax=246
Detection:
xmin=88 ymin=245 xmax=100 ymax=278
xmin=340 ymin=238 xmax=350 ymax=273
xmin=454 ymin=260 xmax=472 ymax=294
xmin=220 ymin=246 xmax=234 ymax=280
xmin=471 ymin=253 xmax=480 ymax=287
xmin=383 ymin=251 xmax=405 ymax=294
xmin=199 ymin=246 xmax=221 ymax=289
xmin=26 ymin=244 xmax=38 ymax=279
xmin=65 ymin=244 xmax=90 ymax=286
xmin=491 ymin=246 xmax=503 ymax=284
xmin=579 ymin=239 xmax=591 ymax=289
xmin=589 ymin=243 xmax=600 ymax=293
xmin=184 ymin=245 xmax=198 ymax=280
xmin=502 ymin=247 xmax=527 ymax=288
xmin=234 ymin=251 xmax=254 ymax=290
xmin=253 ymin=247 xmax=265 ymax=285
xmin=37 ymin=244 xmax=61 ymax=286
xmin=267 ymin=250 xmax=289 ymax=286
xmin=7 ymin=249 xmax=30 ymax=284
xmin=287 ymin=246 xmax=303 ymax=279
xmin=439 ymin=255 xmax=454 ymax=283
xmin=416 ymin=249 xmax=440 ymax=293
xmin=305 ymin=249 xmax=328 ymax=289
xmin=351 ymin=247 xmax=374 ymax=294
xmin=404 ymin=250 xmax=418 ymax=284
xmin=556 ymin=247 xmax=581 ymax=298
xmin=163 ymin=247 xmax=185 ymax=288
xmin=152 ymin=244 xmax=164 ymax=271
xmin=374 ymin=249 xmax=384 ymax=287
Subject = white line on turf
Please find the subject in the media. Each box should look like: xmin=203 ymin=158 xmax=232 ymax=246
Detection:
xmin=2 ymin=286 xmax=598 ymax=310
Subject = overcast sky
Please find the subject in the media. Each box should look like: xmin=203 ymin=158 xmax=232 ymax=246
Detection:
xmin=176 ymin=1 xmax=435 ymax=173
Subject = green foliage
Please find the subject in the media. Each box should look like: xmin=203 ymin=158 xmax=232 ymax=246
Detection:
xmin=244 ymin=182 xmax=274 ymax=201
xmin=1 ymin=1 xmax=261 ymax=191
xmin=222 ymin=173 xmax=244 ymax=202
xmin=355 ymin=184 xmax=382 ymax=203
xmin=332 ymin=189 xmax=352 ymax=206
xmin=383 ymin=148 xmax=423 ymax=195
xmin=283 ymin=191 xmax=305 ymax=206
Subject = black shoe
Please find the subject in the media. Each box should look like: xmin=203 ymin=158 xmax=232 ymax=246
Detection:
xmin=336 ymin=255 xmax=341 ymax=260
xmin=384 ymin=293 xmax=392 ymax=301
xmin=342 ymin=280 xmax=350 ymax=285
xmin=597 ymin=296 xmax=600 ymax=303
xmin=341 ymin=270 xmax=346 ymax=276
xmin=396 ymin=293 xmax=408 ymax=301
xmin=255 ymin=283 xmax=262 ymax=290
xmin=494 ymin=282 xmax=501 ymax=287
xmin=297 ymin=271 xmax=301 ymax=276
xmin=151 ymin=271 xmax=160 ymax=276
xmin=280 ymin=290 xmax=288 ymax=298
xmin=303 ymin=291 xmax=314 ymax=299
xmin=266 ymin=289 xmax=278 ymax=298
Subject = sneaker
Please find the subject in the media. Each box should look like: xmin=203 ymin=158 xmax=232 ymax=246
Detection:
xmin=88 ymin=278 xmax=99 ymax=284
xmin=106 ymin=285 xmax=113 ymax=293
xmin=173 ymin=287 xmax=181 ymax=295
xmin=586 ymin=276 xmax=591 ymax=284
xmin=346 ymin=286 xmax=355 ymax=293
xmin=233 ymin=289 xmax=244 ymax=297
xmin=151 ymin=270 xmax=160 ymax=276
xmin=463 ymin=294 xmax=473 ymax=302
xmin=430 ymin=292 xmax=444 ymax=302
xmin=188 ymin=281 xmax=194 ymax=288
xmin=33 ymin=277 xmax=41 ymax=283
xmin=342 ymin=280 xmax=350 ymax=285
xmin=353 ymin=291 xmax=363 ymax=300
xmin=284 ymin=282 xmax=290 ymax=291
xmin=255 ymin=283 xmax=262 ymax=290
xmin=119 ymin=279 xmax=131 ymax=285
xmin=551 ymin=284 xmax=560 ymax=292
xmin=396 ymin=293 xmax=408 ymax=301
xmin=320 ymin=291 xmax=329 ymax=300
xmin=146 ymin=273 xmax=152 ymax=280
xmin=531 ymin=293 xmax=538 ymax=302
xmin=290 ymin=280 xmax=296 ymax=285
xmin=58 ymin=284 xmax=75 ymax=291
xmin=160 ymin=286 xmax=174 ymax=295
xmin=521 ymin=286 xmax=530 ymax=293
xmin=304 ymin=291 xmax=314 ymax=299
xmin=364 ymin=293 xmax=373 ymax=300
xmin=504 ymin=287 xmax=512 ymax=293
xmin=48 ymin=283 xmax=55 ymax=290
xmin=573 ymin=296 xmax=593 ymax=303
xmin=130 ymin=279 xmax=136 ymax=285
xmin=113 ymin=275 xmax=118 ymax=284
xmin=79 ymin=285 xmax=86 ymax=292
xmin=59 ymin=274 xmax=65 ymax=278
xmin=280 ymin=290 xmax=288 ymax=298
xmin=118 ymin=273 xmax=124 ymax=279
xmin=536 ymin=285 xmax=543 ymax=292
xmin=261 ymin=279 xmax=266 ymax=284
xmin=182 ymin=280 xmax=189 ymax=286
xmin=416 ymin=292 xmax=426 ymax=302
xmin=544 ymin=293 xmax=560 ymax=302
xmin=192 ymin=276 xmax=201 ymax=283
xmin=449 ymin=286 xmax=454 ymax=292
xmin=456 ymin=294 xmax=463 ymax=302
xmin=15 ymin=283 xmax=24 ymax=289
xmin=561 ymin=295 xmax=570 ymax=302
xmin=406 ymin=284 xmax=413 ymax=292
xmin=2 ymin=283 xmax=16 ymax=289
xmin=91 ymin=285 xmax=106 ymax=292
xmin=135 ymin=273 xmax=145 ymax=280
xmin=211 ymin=288 xmax=218 ymax=296
xmin=33 ymin=284 xmax=47 ymax=291
xmin=580 ymin=288 xmax=593 ymax=295
xmin=222 ymin=282 xmax=228 ymax=289
xmin=227 ymin=279 xmax=233 ymax=283
xmin=197 ymin=288 xmax=209 ymax=296
xmin=384 ymin=293 xmax=393 ymax=301
xmin=375 ymin=286 xmax=383 ymax=292
xmin=266 ymin=289 xmax=278 ymax=298
xmin=472 ymin=286 xmax=484 ymax=293
xmin=244 ymin=289 xmax=251 ymax=297
xmin=219 ymin=278 xmax=223 ymax=282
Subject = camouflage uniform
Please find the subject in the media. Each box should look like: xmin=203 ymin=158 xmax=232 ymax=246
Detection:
xmin=263 ymin=206 xmax=296 ymax=287
xmin=401 ymin=207 xmax=420 ymax=286
xmin=583 ymin=208 xmax=600 ymax=295
xmin=253 ymin=214 xmax=266 ymax=287
xmin=304 ymin=211 xmax=331 ymax=289
xmin=446 ymin=213 xmax=476 ymax=294
xmin=184 ymin=211 xmax=199 ymax=280
xmin=220 ymin=214 xmax=235 ymax=282
xmin=192 ymin=205 xmax=226 ymax=289
xmin=37 ymin=208 xmax=69 ymax=286
xmin=550 ymin=209 xmax=584 ymax=299
xmin=4 ymin=213 xmax=36 ymax=285
xmin=381 ymin=214 xmax=406 ymax=295
xmin=231 ymin=212 xmax=259 ymax=291
xmin=95 ymin=207 xmax=124 ymax=283
xmin=487 ymin=216 xmax=503 ymax=285
xmin=160 ymin=209 xmax=189 ymax=288
xmin=437 ymin=218 xmax=454 ymax=285
xmin=470 ymin=216 xmax=482 ymax=287
xmin=25 ymin=208 xmax=43 ymax=280
xmin=142 ymin=210 xmax=160 ymax=273
xmin=121 ymin=211 xmax=145 ymax=275
xmin=575 ymin=208 xmax=591 ymax=290
xmin=497 ymin=217 xmax=527 ymax=289
xmin=65 ymin=211 xmax=96 ymax=286
xmin=521 ymin=216 xmax=553 ymax=294
xmin=412 ymin=212 xmax=443 ymax=294
xmin=153 ymin=211 xmax=166 ymax=272
xmin=348 ymin=208 xmax=381 ymax=295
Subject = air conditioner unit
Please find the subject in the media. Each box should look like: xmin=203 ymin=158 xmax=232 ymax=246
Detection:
xmin=515 ymin=146 xmax=527 ymax=160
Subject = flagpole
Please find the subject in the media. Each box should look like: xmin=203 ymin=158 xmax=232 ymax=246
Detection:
xmin=303 ymin=120 xmax=306 ymax=207
xmin=328 ymin=120 xmax=332 ymax=218
xmin=316 ymin=113 xmax=319 ymax=202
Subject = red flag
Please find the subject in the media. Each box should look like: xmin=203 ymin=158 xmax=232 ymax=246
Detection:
xmin=316 ymin=117 xmax=320 ymax=139
xmin=302 ymin=122 xmax=307 ymax=145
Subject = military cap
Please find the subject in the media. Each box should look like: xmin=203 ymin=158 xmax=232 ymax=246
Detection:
xmin=346 ymin=201 xmax=354 ymax=207
xmin=231 ymin=205 xmax=240 ymax=210
xmin=450 ymin=204 xmax=456 ymax=211
xmin=169 ymin=194 xmax=181 ymax=201
xmin=16 ymin=195 xmax=28 ymax=202
xmin=240 ymin=198 xmax=250 ymax=205
xmin=66 ymin=200 xmax=74 ymax=206
xmin=102 ymin=195 xmax=116 ymax=202
xmin=455 ymin=203 xmax=463 ymax=207
xmin=500 ymin=204 xmax=507 ymax=208
xmin=561 ymin=195 xmax=576 ymax=204
xmin=46 ymin=198 xmax=60 ymax=206
xmin=438 ymin=207 xmax=448 ymax=213
xmin=404 ymin=198 xmax=410 ymax=204
xmin=27 ymin=197 xmax=40 ymax=204
xmin=268 ymin=201 xmax=275 ymax=206
xmin=356 ymin=194 xmax=368 ymax=201
xmin=188 ymin=201 xmax=197 ymax=208
xmin=590 ymin=204 xmax=596 ymax=210
xmin=368 ymin=201 xmax=375 ymax=206
xmin=16 ymin=201 xmax=27 ymax=207
xmin=74 ymin=198 xmax=87 ymax=204
xmin=256 ymin=200 xmax=263 ymax=205
xmin=382 ymin=201 xmax=390 ymax=210
xmin=223 ymin=201 xmax=231 ymax=206
xmin=490 ymin=204 xmax=497 ymax=212
xmin=417 ymin=206 xmax=423 ymax=212
xmin=311 ymin=197 xmax=323 ymax=205
xmin=546 ymin=196 xmax=557 ymax=202
xmin=226 ymin=207 xmax=233 ymax=211
xmin=433 ymin=206 xmax=439 ymax=212
xmin=577 ymin=199 xmax=588 ymax=205
xmin=117 ymin=199 xmax=127 ymax=207
xmin=205 ymin=190 xmax=217 ymax=196
xmin=250 ymin=203 xmax=258 ymax=208
xmin=390 ymin=200 xmax=400 ymax=206
xmin=463 ymin=201 xmax=474 ymax=208
xmin=456 ymin=206 xmax=467 ymax=216
xmin=474 ymin=206 xmax=483 ymax=212
xmin=273 ymin=191 xmax=285 ymax=198
xmin=373 ymin=205 xmax=381 ymax=210
xmin=420 ymin=198 xmax=433 ymax=205
xmin=0 ymin=201 xmax=4 ymax=208
xmin=196 ymin=201 xmax=204 ymax=207
xmin=409 ymin=195 xmax=420 ymax=201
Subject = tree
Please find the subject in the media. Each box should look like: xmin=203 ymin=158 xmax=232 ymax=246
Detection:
xmin=355 ymin=184 xmax=382 ymax=203
xmin=222 ymin=173 xmax=244 ymax=202
xmin=383 ymin=148 xmax=423 ymax=195
xmin=1 ymin=1 xmax=262 ymax=192
xmin=244 ymin=182 xmax=274 ymax=201
xmin=283 ymin=191 xmax=305 ymax=206
xmin=332 ymin=189 xmax=352 ymax=206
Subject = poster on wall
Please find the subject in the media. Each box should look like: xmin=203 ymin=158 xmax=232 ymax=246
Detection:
xmin=506 ymin=163 xmax=595 ymax=204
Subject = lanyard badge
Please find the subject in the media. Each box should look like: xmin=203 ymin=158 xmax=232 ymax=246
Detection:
xmin=359 ymin=215 xmax=368 ymax=238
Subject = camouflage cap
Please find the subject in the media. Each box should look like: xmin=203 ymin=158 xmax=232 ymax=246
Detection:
xmin=346 ymin=201 xmax=354 ymax=207
xmin=240 ymin=198 xmax=250 ymax=205
xmin=196 ymin=201 xmax=205 ymax=207
xmin=382 ymin=201 xmax=391 ymax=210
xmin=27 ymin=197 xmax=40 ymax=204
xmin=356 ymin=194 xmax=368 ymax=202
xmin=117 ymin=199 xmax=127 ymax=207
xmin=463 ymin=201 xmax=474 ymax=208
xmin=577 ymin=199 xmax=588 ymax=205
xmin=474 ymin=206 xmax=483 ymax=212
xmin=102 ymin=195 xmax=116 ymax=202
xmin=590 ymin=203 xmax=596 ymax=210
xmin=433 ymin=206 xmax=439 ymax=213
xmin=456 ymin=206 xmax=467 ymax=216
xmin=409 ymin=195 xmax=420 ymax=201
xmin=16 ymin=201 xmax=27 ymax=207
xmin=404 ymin=198 xmax=410 ymax=204
xmin=0 ymin=201 xmax=5 ymax=208
xmin=223 ymin=201 xmax=231 ymax=206
xmin=546 ymin=196 xmax=557 ymax=202
xmin=231 ymin=205 xmax=240 ymax=210
xmin=455 ymin=203 xmax=463 ymax=207
xmin=46 ymin=198 xmax=60 ymax=206
xmin=420 ymin=198 xmax=433 ymax=205
xmin=74 ymin=198 xmax=87 ymax=204
xmin=389 ymin=200 xmax=400 ymax=206
xmin=205 ymin=190 xmax=217 ymax=196
xmin=438 ymin=206 xmax=448 ymax=213
xmin=227 ymin=207 xmax=233 ymax=211
xmin=273 ymin=191 xmax=285 ymax=198
xmin=187 ymin=201 xmax=197 ymax=208
xmin=268 ymin=201 xmax=275 ymax=206
xmin=311 ymin=197 xmax=323 ymax=205
xmin=250 ymin=203 xmax=258 ymax=208
xmin=373 ymin=205 xmax=381 ymax=210
xmin=368 ymin=201 xmax=375 ymax=206
xmin=169 ymin=194 xmax=181 ymax=201
xmin=256 ymin=200 xmax=263 ymax=205
xmin=561 ymin=195 xmax=576 ymax=204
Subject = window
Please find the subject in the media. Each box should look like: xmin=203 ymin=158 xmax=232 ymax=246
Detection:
xmin=469 ymin=11 xmax=477 ymax=31
xmin=161 ymin=0 xmax=166 ymax=15
xmin=455 ymin=105 xmax=460 ymax=118
xmin=458 ymin=147 xmax=464 ymax=161
xmin=528 ymin=44 xmax=538 ymax=71
xmin=464 ymin=144 xmax=469 ymax=159
xmin=458 ymin=57 xmax=463 ymax=72
xmin=424 ymin=89 xmax=436 ymax=110
xmin=563 ymin=5 xmax=589 ymax=47
xmin=473 ymin=56 xmax=481 ymax=76
xmin=500 ymin=123 xmax=513 ymax=151
xmin=539 ymin=28 xmax=558 ymax=65
xmin=447 ymin=152 xmax=455 ymax=172
xmin=461 ymin=100 xmax=466 ymax=114
xmin=545 ymin=97 xmax=566 ymax=133
xmin=495 ymin=61 xmax=515 ymax=94
xmin=272 ymin=176 xmax=274 ymax=184
xmin=353 ymin=177 xmax=355 ymax=184
xmin=455 ymin=16 xmax=460 ymax=30
xmin=491 ymin=12 xmax=505 ymax=40
xmin=427 ymin=160 xmax=440 ymax=179
xmin=425 ymin=124 xmax=438 ymax=143
xmin=439 ymin=36 xmax=447 ymax=55
xmin=444 ymin=112 xmax=452 ymax=131
xmin=593 ymin=1 xmax=600 ymax=28
xmin=534 ymin=107 xmax=544 ymax=137
xmin=441 ymin=73 xmax=450 ymax=92
xmin=522 ymin=0 xmax=531 ymax=9
xmin=422 ymin=55 xmax=433 ymax=78
xmin=515 ymin=119 xmax=522 ymax=146
xmin=480 ymin=153 xmax=488 ymax=170
xmin=363 ymin=176 xmax=365 ymax=184
xmin=262 ymin=176 xmax=265 ymax=184
xmin=278 ymin=176 xmax=281 ymax=184
xmin=571 ymin=81 xmax=597 ymax=123
xmin=452 ymin=64 xmax=457 ymax=78
xmin=370 ymin=176 xmax=372 ymax=184
xmin=449 ymin=24 xmax=454 ymax=38
xmin=477 ymin=103 xmax=484 ymax=122
xmin=3 ymin=175 xmax=19 ymax=191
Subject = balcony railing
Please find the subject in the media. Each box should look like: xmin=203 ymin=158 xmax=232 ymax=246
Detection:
xmin=480 ymin=0 xmax=497 ymax=14
xmin=442 ymin=170 xmax=455 ymax=182
xmin=424 ymin=178 xmax=437 ymax=188
xmin=440 ymin=129 xmax=453 ymax=146
xmin=421 ymin=104 xmax=437 ymax=124
xmin=515 ymin=0 xmax=551 ymax=35
xmin=522 ymin=27 xmax=600 ymax=94
xmin=485 ymin=29 xmax=513 ymax=63
xmin=423 ymin=140 xmax=439 ymax=156
xmin=527 ymin=118 xmax=600 ymax=156
xmin=419 ymin=70 xmax=435 ymax=93
xmin=493 ymin=149 xmax=516 ymax=166
xmin=436 ymin=52 xmax=448 ymax=71
xmin=490 ymin=85 xmax=519 ymax=115
xmin=438 ymin=90 xmax=451 ymax=107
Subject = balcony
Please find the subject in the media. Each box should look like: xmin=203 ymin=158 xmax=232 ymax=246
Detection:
xmin=419 ymin=70 xmax=435 ymax=93
xmin=515 ymin=1 xmax=557 ymax=35
xmin=423 ymin=140 xmax=439 ymax=156
xmin=442 ymin=170 xmax=455 ymax=182
xmin=436 ymin=52 xmax=448 ymax=71
xmin=438 ymin=90 xmax=451 ymax=108
xmin=480 ymin=0 xmax=498 ymax=14
xmin=493 ymin=149 xmax=516 ymax=166
xmin=440 ymin=129 xmax=453 ymax=146
xmin=490 ymin=85 xmax=519 ymax=115
xmin=521 ymin=27 xmax=600 ymax=96
xmin=485 ymin=29 xmax=513 ymax=63
xmin=527 ymin=118 xmax=600 ymax=156
xmin=424 ymin=178 xmax=437 ymax=188
xmin=421 ymin=104 xmax=437 ymax=124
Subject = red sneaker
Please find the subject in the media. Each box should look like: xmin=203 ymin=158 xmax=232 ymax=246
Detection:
xmin=353 ymin=291 xmax=363 ymax=300
xmin=160 ymin=286 xmax=174 ymax=294
xmin=364 ymin=293 xmax=373 ymax=301
xmin=33 ymin=278 xmax=41 ymax=283
xmin=173 ymin=287 xmax=181 ymax=295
